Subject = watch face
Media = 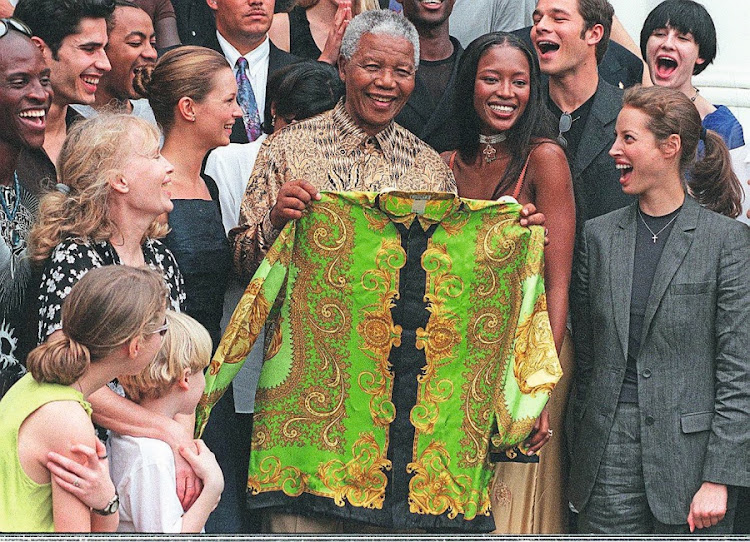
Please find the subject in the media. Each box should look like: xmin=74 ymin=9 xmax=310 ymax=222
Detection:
xmin=108 ymin=495 xmax=120 ymax=514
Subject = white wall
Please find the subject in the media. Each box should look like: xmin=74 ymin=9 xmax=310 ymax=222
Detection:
xmin=611 ymin=0 xmax=750 ymax=132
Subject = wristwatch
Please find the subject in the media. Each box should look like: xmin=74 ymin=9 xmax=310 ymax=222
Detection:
xmin=92 ymin=493 xmax=119 ymax=516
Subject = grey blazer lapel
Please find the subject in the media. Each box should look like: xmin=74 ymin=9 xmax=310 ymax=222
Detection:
xmin=610 ymin=203 xmax=637 ymax=360
xmin=639 ymin=196 xmax=699 ymax=346
xmin=574 ymin=79 xmax=622 ymax=177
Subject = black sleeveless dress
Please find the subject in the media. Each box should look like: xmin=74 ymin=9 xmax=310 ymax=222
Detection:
xmin=163 ymin=174 xmax=231 ymax=350
xmin=288 ymin=5 xmax=322 ymax=59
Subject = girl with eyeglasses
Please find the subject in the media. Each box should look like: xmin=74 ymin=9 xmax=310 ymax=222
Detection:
xmin=442 ymin=31 xmax=576 ymax=533
xmin=0 ymin=265 xmax=168 ymax=532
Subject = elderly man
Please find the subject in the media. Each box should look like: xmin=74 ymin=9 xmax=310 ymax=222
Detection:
xmin=214 ymin=10 xmax=550 ymax=534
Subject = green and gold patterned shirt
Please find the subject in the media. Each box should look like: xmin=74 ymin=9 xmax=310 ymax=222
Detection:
xmin=228 ymin=99 xmax=456 ymax=280
xmin=199 ymin=190 xmax=561 ymax=531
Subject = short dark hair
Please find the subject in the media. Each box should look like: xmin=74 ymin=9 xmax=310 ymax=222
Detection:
xmin=453 ymin=32 xmax=558 ymax=196
xmin=14 ymin=0 xmax=116 ymax=57
xmin=263 ymin=61 xmax=344 ymax=133
xmin=577 ymin=0 xmax=614 ymax=65
xmin=107 ymin=0 xmax=143 ymax=34
xmin=639 ymin=0 xmax=716 ymax=76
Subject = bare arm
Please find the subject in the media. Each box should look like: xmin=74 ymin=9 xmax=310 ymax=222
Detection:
xmin=610 ymin=14 xmax=651 ymax=86
xmin=178 ymin=440 xmax=224 ymax=533
xmin=0 ymin=0 xmax=13 ymax=17
xmin=88 ymin=386 xmax=202 ymax=509
xmin=268 ymin=12 xmax=290 ymax=52
xmin=37 ymin=402 xmax=117 ymax=532
xmin=526 ymin=142 xmax=576 ymax=353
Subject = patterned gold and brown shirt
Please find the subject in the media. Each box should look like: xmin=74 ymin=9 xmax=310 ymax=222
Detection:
xmin=229 ymin=100 xmax=456 ymax=278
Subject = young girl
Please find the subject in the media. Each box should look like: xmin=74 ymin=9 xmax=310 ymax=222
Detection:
xmin=110 ymin=311 xmax=224 ymax=533
xmin=0 ymin=266 xmax=168 ymax=532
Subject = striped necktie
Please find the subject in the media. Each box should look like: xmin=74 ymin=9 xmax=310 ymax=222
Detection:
xmin=235 ymin=56 xmax=262 ymax=141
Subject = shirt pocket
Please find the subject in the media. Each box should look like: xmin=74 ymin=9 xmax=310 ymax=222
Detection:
xmin=680 ymin=411 xmax=713 ymax=434
xmin=670 ymin=281 xmax=712 ymax=295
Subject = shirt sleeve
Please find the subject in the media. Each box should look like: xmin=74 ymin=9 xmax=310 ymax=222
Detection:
xmin=229 ymin=136 xmax=285 ymax=281
xmin=38 ymin=240 xmax=101 ymax=341
xmin=152 ymin=0 xmax=176 ymax=21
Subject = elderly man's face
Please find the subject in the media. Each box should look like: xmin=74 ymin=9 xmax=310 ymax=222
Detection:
xmin=338 ymin=32 xmax=416 ymax=136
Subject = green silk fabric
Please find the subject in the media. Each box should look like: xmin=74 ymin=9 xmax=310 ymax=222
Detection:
xmin=197 ymin=191 xmax=561 ymax=521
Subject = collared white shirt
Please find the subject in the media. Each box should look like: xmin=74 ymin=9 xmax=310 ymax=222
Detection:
xmin=216 ymin=31 xmax=270 ymax=121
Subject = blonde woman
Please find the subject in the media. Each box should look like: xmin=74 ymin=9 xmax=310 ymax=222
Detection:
xmin=269 ymin=0 xmax=380 ymax=63
xmin=133 ymin=46 xmax=239 ymax=350
xmin=29 ymin=114 xmax=201 ymax=510
xmin=0 ymin=266 xmax=168 ymax=532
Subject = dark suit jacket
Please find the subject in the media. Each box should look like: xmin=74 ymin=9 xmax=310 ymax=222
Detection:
xmin=175 ymin=4 xmax=299 ymax=143
xmin=568 ymin=196 xmax=750 ymax=524
xmin=564 ymin=77 xmax=633 ymax=226
xmin=513 ymin=26 xmax=644 ymax=90
xmin=395 ymin=36 xmax=464 ymax=153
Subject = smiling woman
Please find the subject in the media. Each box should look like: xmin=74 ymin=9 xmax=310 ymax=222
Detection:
xmin=133 ymin=46 xmax=236 ymax=349
xmin=443 ymin=31 xmax=575 ymax=534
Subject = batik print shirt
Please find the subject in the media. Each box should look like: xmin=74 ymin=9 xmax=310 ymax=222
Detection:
xmin=229 ymin=99 xmax=456 ymax=279
xmin=0 ymin=182 xmax=39 ymax=397
xmin=199 ymin=191 xmax=561 ymax=532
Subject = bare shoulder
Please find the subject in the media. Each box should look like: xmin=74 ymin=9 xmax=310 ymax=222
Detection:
xmin=268 ymin=13 xmax=291 ymax=51
xmin=529 ymin=139 xmax=567 ymax=166
xmin=30 ymin=400 xmax=96 ymax=452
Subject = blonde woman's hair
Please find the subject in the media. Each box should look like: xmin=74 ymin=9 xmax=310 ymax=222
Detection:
xmin=119 ymin=311 xmax=212 ymax=403
xmin=294 ymin=0 xmax=380 ymax=14
xmin=29 ymin=113 xmax=166 ymax=264
xmin=133 ymin=46 xmax=232 ymax=135
xmin=26 ymin=266 xmax=168 ymax=386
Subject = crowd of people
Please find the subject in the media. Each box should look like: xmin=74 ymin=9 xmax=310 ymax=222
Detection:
xmin=0 ymin=0 xmax=748 ymax=535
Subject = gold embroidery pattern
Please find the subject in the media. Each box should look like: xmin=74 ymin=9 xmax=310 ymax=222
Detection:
xmin=318 ymin=433 xmax=392 ymax=509
xmin=513 ymin=295 xmax=561 ymax=395
xmin=253 ymin=200 xmax=355 ymax=453
xmin=356 ymin=237 xmax=404 ymax=426
xmin=413 ymin=243 xmax=462 ymax=433
xmin=407 ymin=441 xmax=488 ymax=520
xmin=247 ymin=455 xmax=307 ymax=497
xmin=460 ymin=213 xmax=526 ymax=467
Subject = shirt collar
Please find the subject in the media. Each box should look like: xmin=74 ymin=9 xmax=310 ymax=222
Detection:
xmin=332 ymin=99 xmax=398 ymax=156
xmin=216 ymin=32 xmax=270 ymax=75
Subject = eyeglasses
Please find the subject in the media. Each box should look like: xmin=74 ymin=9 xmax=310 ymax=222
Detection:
xmin=0 ymin=18 xmax=33 ymax=39
xmin=149 ymin=321 xmax=169 ymax=338
xmin=557 ymin=112 xmax=580 ymax=150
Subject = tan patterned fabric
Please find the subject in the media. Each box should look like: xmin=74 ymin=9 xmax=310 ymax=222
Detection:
xmin=229 ymin=100 xmax=456 ymax=279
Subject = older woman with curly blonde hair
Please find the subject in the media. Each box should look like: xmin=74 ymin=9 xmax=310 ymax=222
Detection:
xmin=29 ymin=113 xmax=202 ymax=510
xmin=269 ymin=0 xmax=380 ymax=63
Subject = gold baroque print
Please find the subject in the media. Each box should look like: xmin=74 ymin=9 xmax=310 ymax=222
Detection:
xmin=256 ymin=197 xmax=355 ymax=453
xmin=248 ymin=455 xmax=308 ymax=497
xmin=318 ymin=433 xmax=391 ymax=509
xmin=356 ymin=237 xmax=405 ymax=426
xmin=407 ymin=441 xmax=489 ymax=520
xmin=513 ymin=295 xmax=561 ymax=396
xmin=413 ymin=243 xmax=462 ymax=434
xmin=460 ymin=213 xmax=526 ymax=468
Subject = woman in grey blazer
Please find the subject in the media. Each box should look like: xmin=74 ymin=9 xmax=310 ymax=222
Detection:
xmin=568 ymin=85 xmax=748 ymax=534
